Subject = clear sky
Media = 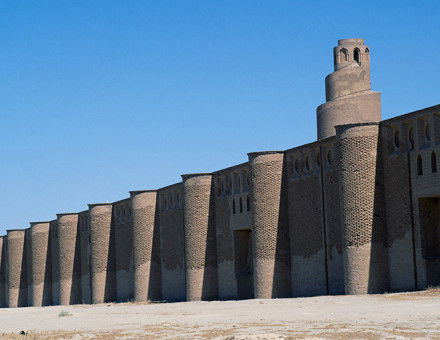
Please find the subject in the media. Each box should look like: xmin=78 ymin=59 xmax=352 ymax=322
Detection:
xmin=0 ymin=1 xmax=439 ymax=234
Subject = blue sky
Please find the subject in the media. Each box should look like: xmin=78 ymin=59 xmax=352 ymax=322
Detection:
xmin=0 ymin=1 xmax=439 ymax=233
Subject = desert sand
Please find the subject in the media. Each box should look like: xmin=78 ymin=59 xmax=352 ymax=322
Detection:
xmin=1 ymin=289 xmax=440 ymax=339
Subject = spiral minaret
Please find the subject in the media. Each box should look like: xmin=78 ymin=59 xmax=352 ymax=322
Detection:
xmin=317 ymin=39 xmax=381 ymax=140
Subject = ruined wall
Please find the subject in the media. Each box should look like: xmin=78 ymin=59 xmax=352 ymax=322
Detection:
xmin=182 ymin=174 xmax=218 ymax=301
xmin=6 ymin=230 xmax=27 ymax=307
xmin=159 ymin=184 xmax=186 ymax=301
xmin=248 ymin=152 xmax=291 ymax=299
xmin=286 ymin=143 xmax=327 ymax=297
xmin=27 ymin=222 xmax=51 ymax=306
xmin=131 ymin=190 xmax=161 ymax=302
xmin=89 ymin=204 xmax=115 ymax=304
xmin=113 ymin=198 xmax=134 ymax=302
xmin=56 ymin=213 xmax=81 ymax=305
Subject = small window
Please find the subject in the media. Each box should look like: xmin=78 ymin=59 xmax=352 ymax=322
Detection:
xmin=246 ymin=195 xmax=250 ymax=212
xmin=409 ymin=128 xmax=415 ymax=150
xmin=426 ymin=123 xmax=431 ymax=141
xmin=417 ymin=154 xmax=423 ymax=176
xmin=239 ymin=197 xmax=243 ymax=213
xmin=305 ymin=157 xmax=310 ymax=171
xmin=232 ymin=199 xmax=236 ymax=214
xmin=432 ymin=151 xmax=437 ymax=173
xmin=327 ymin=150 xmax=332 ymax=165
xmin=354 ymin=48 xmax=360 ymax=63
xmin=316 ymin=153 xmax=321 ymax=168
xmin=394 ymin=130 xmax=400 ymax=149
xmin=365 ymin=47 xmax=369 ymax=54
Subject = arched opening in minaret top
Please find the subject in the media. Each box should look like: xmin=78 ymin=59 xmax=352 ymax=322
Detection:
xmin=340 ymin=48 xmax=348 ymax=62
xmin=354 ymin=48 xmax=360 ymax=63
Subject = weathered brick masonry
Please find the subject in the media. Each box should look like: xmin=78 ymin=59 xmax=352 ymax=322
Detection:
xmin=0 ymin=38 xmax=439 ymax=307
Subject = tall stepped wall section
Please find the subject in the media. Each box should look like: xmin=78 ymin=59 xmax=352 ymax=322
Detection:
xmin=56 ymin=213 xmax=82 ymax=305
xmin=0 ymin=236 xmax=5 ymax=307
xmin=113 ymin=199 xmax=134 ymax=302
xmin=88 ymin=204 xmax=115 ymax=304
xmin=158 ymin=184 xmax=185 ymax=301
xmin=6 ymin=230 xmax=27 ymax=307
xmin=380 ymin=105 xmax=440 ymax=291
xmin=182 ymin=174 xmax=218 ymax=301
xmin=337 ymin=123 xmax=389 ymax=294
xmin=131 ymin=190 xmax=160 ymax=302
xmin=213 ymin=163 xmax=251 ymax=300
xmin=286 ymin=143 xmax=328 ymax=297
xmin=78 ymin=211 xmax=91 ymax=304
xmin=27 ymin=222 xmax=51 ymax=306
xmin=248 ymin=151 xmax=291 ymax=299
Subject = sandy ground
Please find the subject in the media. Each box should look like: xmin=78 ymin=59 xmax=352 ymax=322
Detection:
xmin=0 ymin=290 xmax=440 ymax=339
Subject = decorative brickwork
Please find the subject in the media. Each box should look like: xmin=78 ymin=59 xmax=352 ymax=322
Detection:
xmin=249 ymin=152 xmax=291 ymax=299
xmin=89 ymin=204 xmax=115 ymax=304
xmin=158 ymin=184 xmax=185 ymax=301
xmin=6 ymin=230 xmax=27 ymax=307
xmin=56 ymin=214 xmax=81 ymax=305
xmin=27 ymin=222 xmax=51 ymax=306
xmin=182 ymin=174 xmax=218 ymax=301
xmin=78 ymin=211 xmax=91 ymax=304
xmin=131 ymin=191 xmax=161 ymax=301
xmin=113 ymin=199 xmax=134 ymax=302
xmin=338 ymin=124 xmax=389 ymax=294
xmin=0 ymin=236 xmax=5 ymax=307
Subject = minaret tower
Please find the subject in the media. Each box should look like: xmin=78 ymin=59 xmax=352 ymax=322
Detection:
xmin=316 ymin=39 xmax=381 ymax=140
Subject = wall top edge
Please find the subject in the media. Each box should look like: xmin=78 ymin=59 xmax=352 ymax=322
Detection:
xmin=335 ymin=122 xmax=379 ymax=130
xmin=30 ymin=221 xmax=51 ymax=225
xmin=56 ymin=212 xmax=79 ymax=217
xmin=247 ymin=151 xmax=284 ymax=157
xmin=87 ymin=203 xmax=113 ymax=208
xmin=6 ymin=229 xmax=26 ymax=233
xmin=382 ymin=103 xmax=440 ymax=125
xmin=129 ymin=189 xmax=157 ymax=195
xmin=181 ymin=173 xmax=212 ymax=180
xmin=338 ymin=38 xmax=364 ymax=45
